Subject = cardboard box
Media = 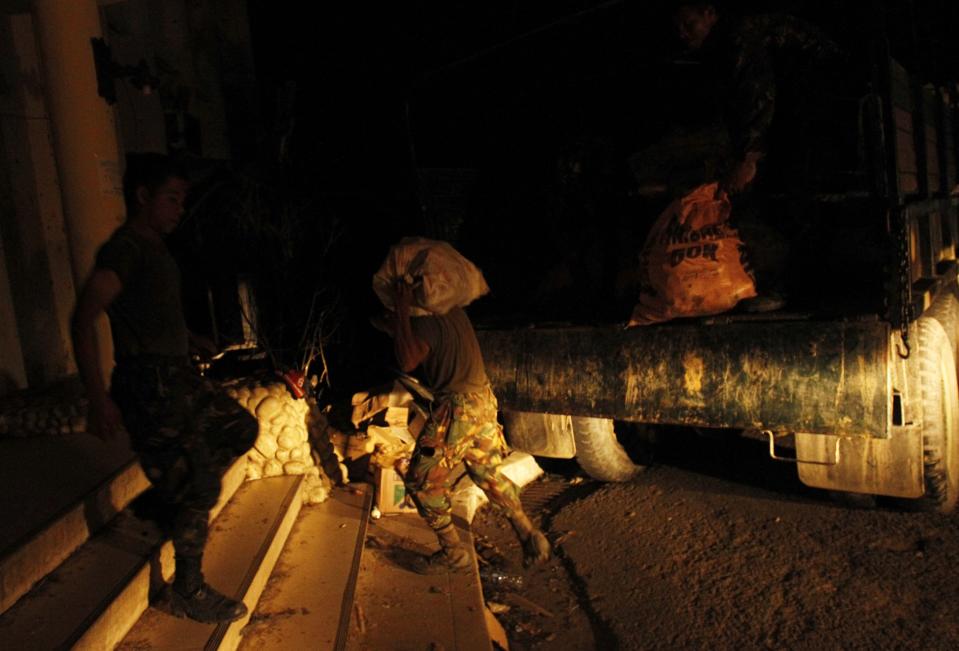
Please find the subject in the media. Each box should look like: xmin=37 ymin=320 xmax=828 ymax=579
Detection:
xmin=351 ymin=380 xmax=415 ymax=428
xmin=451 ymin=481 xmax=489 ymax=524
xmin=374 ymin=466 xmax=418 ymax=514
xmin=366 ymin=424 xmax=415 ymax=449
xmin=384 ymin=406 xmax=409 ymax=428
xmin=499 ymin=452 xmax=543 ymax=488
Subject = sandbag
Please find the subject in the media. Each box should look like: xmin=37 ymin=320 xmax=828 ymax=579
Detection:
xmin=629 ymin=182 xmax=756 ymax=326
xmin=373 ymin=237 xmax=490 ymax=316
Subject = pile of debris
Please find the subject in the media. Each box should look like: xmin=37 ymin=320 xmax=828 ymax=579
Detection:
xmin=336 ymin=380 xmax=425 ymax=514
xmin=347 ymin=381 xmax=424 ymax=468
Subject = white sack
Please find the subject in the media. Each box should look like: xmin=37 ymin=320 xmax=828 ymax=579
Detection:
xmin=372 ymin=237 xmax=490 ymax=316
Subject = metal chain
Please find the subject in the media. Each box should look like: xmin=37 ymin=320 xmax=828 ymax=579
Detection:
xmin=895 ymin=208 xmax=913 ymax=359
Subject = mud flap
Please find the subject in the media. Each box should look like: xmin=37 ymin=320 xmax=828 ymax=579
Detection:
xmin=795 ymin=429 xmax=924 ymax=498
xmin=795 ymin=329 xmax=924 ymax=499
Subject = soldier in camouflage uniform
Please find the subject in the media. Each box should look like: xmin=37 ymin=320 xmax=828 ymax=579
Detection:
xmin=672 ymin=2 xmax=844 ymax=309
xmin=382 ymin=279 xmax=551 ymax=574
xmin=72 ymin=153 xmax=257 ymax=623
xmin=673 ymin=2 xmax=843 ymax=192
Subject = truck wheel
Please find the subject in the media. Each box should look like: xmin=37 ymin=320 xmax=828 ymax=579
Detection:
xmin=570 ymin=416 xmax=643 ymax=482
xmin=916 ymin=317 xmax=959 ymax=512
xmin=502 ymin=411 xmax=576 ymax=458
xmin=924 ymin=284 xmax=959 ymax=360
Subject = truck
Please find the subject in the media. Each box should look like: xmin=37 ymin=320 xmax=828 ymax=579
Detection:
xmin=411 ymin=3 xmax=959 ymax=511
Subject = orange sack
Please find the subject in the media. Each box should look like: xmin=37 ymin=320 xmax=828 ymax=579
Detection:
xmin=628 ymin=182 xmax=756 ymax=326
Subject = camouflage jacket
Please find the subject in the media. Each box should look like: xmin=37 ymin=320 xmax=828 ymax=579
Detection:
xmin=701 ymin=13 xmax=843 ymax=160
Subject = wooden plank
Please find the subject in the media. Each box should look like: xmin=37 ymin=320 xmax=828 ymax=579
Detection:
xmin=894 ymin=105 xmax=919 ymax=198
xmin=345 ymin=515 xmax=491 ymax=651
xmin=939 ymin=205 xmax=957 ymax=262
xmin=918 ymin=212 xmax=941 ymax=275
xmin=909 ymin=218 xmax=923 ymax=281
xmin=926 ymin=126 xmax=941 ymax=193
xmin=235 ymin=486 xmax=371 ymax=650
xmin=921 ymin=87 xmax=941 ymax=195
xmin=889 ymin=60 xmax=913 ymax=110
xmin=894 ymin=106 xmax=914 ymax=136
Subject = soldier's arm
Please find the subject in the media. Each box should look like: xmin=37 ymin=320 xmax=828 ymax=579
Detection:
xmin=71 ymin=269 xmax=125 ymax=441
xmin=728 ymin=43 xmax=776 ymax=162
xmin=393 ymin=280 xmax=430 ymax=373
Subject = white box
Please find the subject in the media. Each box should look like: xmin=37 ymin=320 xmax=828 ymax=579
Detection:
xmin=498 ymin=452 xmax=543 ymax=488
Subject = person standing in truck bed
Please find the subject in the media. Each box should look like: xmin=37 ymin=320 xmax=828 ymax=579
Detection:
xmin=670 ymin=1 xmax=845 ymax=310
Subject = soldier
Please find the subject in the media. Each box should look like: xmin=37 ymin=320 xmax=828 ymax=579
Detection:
xmin=71 ymin=153 xmax=258 ymax=623
xmin=672 ymin=1 xmax=843 ymax=192
xmin=382 ymin=279 xmax=551 ymax=573
xmin=671 ymin=1 xmax=845 ymax=310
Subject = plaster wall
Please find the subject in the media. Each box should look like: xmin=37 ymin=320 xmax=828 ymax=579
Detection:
xmin=0 ymin=12 xmax=77 ymax=389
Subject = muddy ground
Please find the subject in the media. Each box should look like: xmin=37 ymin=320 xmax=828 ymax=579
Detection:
xmin=472 ymin=430 xmax=959 ymax=651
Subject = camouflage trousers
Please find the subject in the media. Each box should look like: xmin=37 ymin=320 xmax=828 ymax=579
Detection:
xmin=405 ymin=385 xmax=522 ymax=531
xmin=111 ymin=359 xmax=258 ymax=558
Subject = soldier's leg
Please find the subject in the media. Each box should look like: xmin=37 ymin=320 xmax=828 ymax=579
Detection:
xmin=186 ymin=373 xmax=259 ymax=471
xmin=460 ymin=389 xmax=551 ymax=566
xmin=405 ymin=400 xmax=472 ymax=573
xmin=166 ymin=480 xmax=248 ymax=623
xmin=731 ymin=193 xmax=789 ymax=312
xmin=164 ymin=370 xmax=256 ymax=622
xmin=406 ymin=446 xmax=458 ymax=530
xmin=463 ymin=421 xmax=551 ymax=566
xmin=111 ymin=363 xmax=247 ymax=622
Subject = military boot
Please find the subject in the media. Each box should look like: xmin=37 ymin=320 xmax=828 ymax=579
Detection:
xmin=411 ymin=522 xmax=472 ymax=574
xmin=508 ymin=511 xmax=552 ymax=566
xmin=168 ymin=555 xmax=248 ymax=623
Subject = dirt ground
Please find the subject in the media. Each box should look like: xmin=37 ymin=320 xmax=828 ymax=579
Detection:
xmin=471 ymin=431 xmax=959 ymax=651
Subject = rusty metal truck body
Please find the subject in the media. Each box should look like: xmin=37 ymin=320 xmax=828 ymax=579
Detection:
xmin=475 ymin=51 xmax=959 ymax=510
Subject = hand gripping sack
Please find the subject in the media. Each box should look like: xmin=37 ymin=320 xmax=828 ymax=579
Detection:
xmin=628 ymin=182 xmax=756 ymax=326
xmin=373 ymin=237 xmax=490 ymax=316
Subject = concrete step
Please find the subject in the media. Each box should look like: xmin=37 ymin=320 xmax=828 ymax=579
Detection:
xmin=117 ymin=470 xmax=303 ymax=651
xmin=237 ymin=477 xmax=494 ymax=650
xmin=237 ymin=485 xmax=372 ymax=650
xmin=0 ymin=434 xmax=149 ymax=616
xmin=346 ymin=514 xmax=493 ymax=651
xmin=0 ymin=457 xmax=248 ymax=649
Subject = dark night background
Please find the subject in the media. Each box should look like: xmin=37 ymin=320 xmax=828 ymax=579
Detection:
xmin=176 ymin=0 xmax=959 ymax=396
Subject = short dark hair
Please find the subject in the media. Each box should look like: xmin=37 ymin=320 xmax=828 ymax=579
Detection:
xmin=122 ymin=152 xmax=189 ymax=215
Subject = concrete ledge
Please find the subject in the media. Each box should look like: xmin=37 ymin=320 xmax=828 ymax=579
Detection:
xmin=76 ymin=456 xmax=250 ymax=650
xmin=0 ymin=456 xmax=149 ymax=615
xmin=117 ymin=471 xmax=303 ymax=650
xmin=0 ymin=456 xmax=248 ymax=649
xmin=211 ymin=474 xmax=305 ymax=650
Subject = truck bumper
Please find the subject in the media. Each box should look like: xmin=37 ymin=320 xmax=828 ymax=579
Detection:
xmin=478 ymin=318 xmax=891 ymax=438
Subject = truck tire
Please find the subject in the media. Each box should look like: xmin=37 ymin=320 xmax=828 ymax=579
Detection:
xmin=502 ymin=411 xmax=576 ymax=458
xmin=570 ymin=416 xmax=643 ymax=482
xmin=924 ymin=283 xmax=959 ymax=360
xmin=916 ymin=317 xmax=959 ymax=512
